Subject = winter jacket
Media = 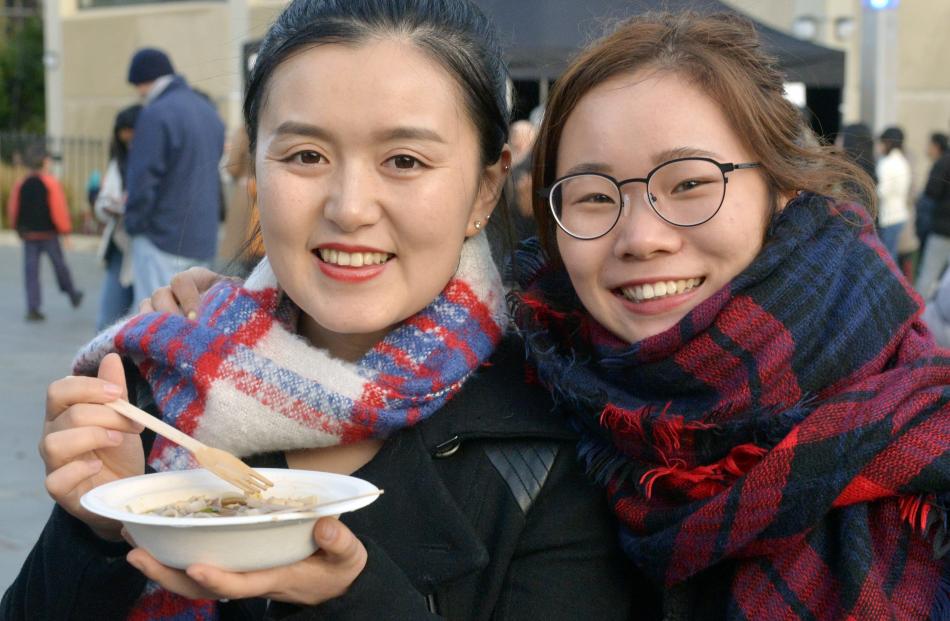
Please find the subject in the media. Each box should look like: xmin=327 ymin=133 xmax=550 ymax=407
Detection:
xmin=6 ymin=173 xmax=72 ymax=240
xmin=1 ymin=336 xmax=649 ymax=620
xmin=925 ymin=153 xmax=950 ymax=237
xmin=124 ymin=75 xmax=225 ymax=261
xmin=876 ymin=149 xmax=911 ymax=228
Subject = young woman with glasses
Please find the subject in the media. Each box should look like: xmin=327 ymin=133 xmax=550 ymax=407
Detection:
xmin=511 ymin=10 xmax=950 ymax=620
xmin=2 ymin=1 xmax=638 ymax=618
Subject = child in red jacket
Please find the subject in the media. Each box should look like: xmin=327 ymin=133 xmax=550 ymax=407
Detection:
xmin=7 ymin=144 xmax=83 ymax=321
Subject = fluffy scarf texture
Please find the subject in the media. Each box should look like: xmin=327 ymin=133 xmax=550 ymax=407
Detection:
xmin=511 ymin=193 xmax=950 ymax=620
xmin=74 ymin=234 xmax=507 ymax=621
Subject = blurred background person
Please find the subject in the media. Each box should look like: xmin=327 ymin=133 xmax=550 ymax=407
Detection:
xmin=123 ymin=47 xmax=225 ymax=306
xmin=509 ymin=118 xmax=539 ymax=243
xmin=837 ymin=122 xmax=877 ymax=192
xmin=876 ymin=126 xmax=911 ymax=260
xmin=915 ymin=132 xmax=950 ymax=298
xmin=914 ymin=132 xmax=947 ymax=257
xmin=84 ymin=169 xmax=101 ymax=233
xmin=93 ymin=104 xmax=141 ymax=331
xmin=6 ymin=144 xmax=83 ymax=321
xmin=897 ymin=194 xmax=921 ymax=280
xmin=217 ymin=125 xmax=262 ymax=274
xmin=923 ymin=265 xmax=950 ymax=347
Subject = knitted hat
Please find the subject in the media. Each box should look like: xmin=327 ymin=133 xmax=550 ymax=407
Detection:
xmin=127 ymin=48 xmax=174 ymax=85
xmin=880 ymin=126 xmax=904 ymax=143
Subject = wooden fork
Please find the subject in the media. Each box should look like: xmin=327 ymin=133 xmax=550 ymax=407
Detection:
xmin=106 ymin=398 xmax=274 ymax=495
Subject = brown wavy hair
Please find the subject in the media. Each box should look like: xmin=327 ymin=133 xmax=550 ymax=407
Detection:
xmin=531 ymin=11 xmax=875 ymax=258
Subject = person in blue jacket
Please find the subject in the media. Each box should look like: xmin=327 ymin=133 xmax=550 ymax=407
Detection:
xmin=124 ymin=47 xmax=226 ymax=306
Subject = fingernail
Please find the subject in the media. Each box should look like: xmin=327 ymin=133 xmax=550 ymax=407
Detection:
xmin=318 ymin=520 xmax=338 ymax=541
xmin=106 ymin=430 xmax=122 ymax=443
xmin=127 ymin=555 xmax=141 ymax=571
xmin=86 ymin=459 xmax=102 ymax=471
xmin=103 ymin=383 xmax=122 ymax=397
xmin=187 ymin=310 xmax=197 ymax=321
xmin=189 ymin=569 xmax=207 ymax=582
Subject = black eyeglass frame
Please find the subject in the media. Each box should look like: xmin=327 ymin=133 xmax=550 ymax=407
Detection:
xmin=544 ymin=157 xmax=762 ymax=240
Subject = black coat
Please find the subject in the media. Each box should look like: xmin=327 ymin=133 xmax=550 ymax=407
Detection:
xmin=2 ymin=337 xmax=651 ymax=620
xmin=925 ymin=153 xmax=950 ymax=237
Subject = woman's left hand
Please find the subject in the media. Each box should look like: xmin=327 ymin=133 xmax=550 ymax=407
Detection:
xmin=125 ymin=517 xmax=367 ymax=605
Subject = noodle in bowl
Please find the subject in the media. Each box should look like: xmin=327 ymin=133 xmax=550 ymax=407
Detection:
xmin=80 ymin=468 xmax=379 ymax=571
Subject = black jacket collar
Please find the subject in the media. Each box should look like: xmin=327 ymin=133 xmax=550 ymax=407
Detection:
xmin=415 ymin=334 xmax=576 ymax=455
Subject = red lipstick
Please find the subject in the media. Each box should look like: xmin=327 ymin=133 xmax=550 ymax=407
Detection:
xmin=313 ymin=244 xmax=392 ymax=283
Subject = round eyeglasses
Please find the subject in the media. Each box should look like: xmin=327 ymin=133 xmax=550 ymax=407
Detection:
xmin=546 ymin=157 xmax=762 ymax=240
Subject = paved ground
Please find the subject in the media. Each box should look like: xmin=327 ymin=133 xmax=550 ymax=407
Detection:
xmin=0 ymin=231 xmax=102 ymax=589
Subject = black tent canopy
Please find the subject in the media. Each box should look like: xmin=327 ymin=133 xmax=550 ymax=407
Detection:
xmin=474 ymin=0 xmax=845 ymax=88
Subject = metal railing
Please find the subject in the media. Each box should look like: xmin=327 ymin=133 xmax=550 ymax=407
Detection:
xmin=0 ymin=132 xmax=110 ymax=233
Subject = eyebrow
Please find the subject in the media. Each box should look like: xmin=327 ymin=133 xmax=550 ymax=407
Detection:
xmin=270 ymin=122 xmax=445 ymax=144
xmin=652 ymin=146 xmax=723 ymax=162
xmin=373 ymin=127 xmax=445 ymax=144
xmin=563 ymin=162 xmax=613 ymax=176
xmin=562 ymin=146 xmax=725 ymax=177
xmin=272 ymin=121 xmax=333 ymax=142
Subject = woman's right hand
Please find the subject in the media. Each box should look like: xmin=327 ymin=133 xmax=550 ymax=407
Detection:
xmin=139 ymin=267 xmax=226 ymax=318
xmin=40 ymin=353 xmax=145 ymax=541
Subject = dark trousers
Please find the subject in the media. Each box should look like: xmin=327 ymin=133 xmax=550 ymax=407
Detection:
xmin=23 ymin=237 xmax=78 ymax=312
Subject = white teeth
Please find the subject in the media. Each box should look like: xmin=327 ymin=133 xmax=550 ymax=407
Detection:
xmin=619 ymin=277 xmax=704 ymax=303
xmin=317 ymin=249 xmax=391 ymax=267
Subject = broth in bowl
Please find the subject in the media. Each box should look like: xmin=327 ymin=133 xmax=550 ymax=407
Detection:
xmin=81 ymin=468 xmax=379 ymax=571
xmin=139 ymin=493 xmax=319 ymax=518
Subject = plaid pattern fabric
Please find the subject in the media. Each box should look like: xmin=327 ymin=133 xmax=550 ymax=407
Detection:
xmin=73 ymin=235 xmax=507 ymax=620
xmin=512 ymin=194 xmax=950 ymax=619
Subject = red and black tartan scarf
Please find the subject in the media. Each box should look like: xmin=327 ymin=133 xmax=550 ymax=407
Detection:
xmin=511 ymin=193 xmax=950 ymax=620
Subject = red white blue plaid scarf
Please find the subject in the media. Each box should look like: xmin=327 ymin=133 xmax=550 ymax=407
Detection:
xmin=512 ymin=194 xmax=950 ymax=620
xmin=74 ymin=234 xmax=507 ymax=620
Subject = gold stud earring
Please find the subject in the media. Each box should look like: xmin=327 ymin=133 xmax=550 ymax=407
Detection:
xmin=474 ymin=220 xmax=482 ymax=231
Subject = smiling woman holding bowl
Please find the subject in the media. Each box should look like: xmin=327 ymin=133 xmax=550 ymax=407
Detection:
xmin=0 ymin=1 xmax=637 ymax=619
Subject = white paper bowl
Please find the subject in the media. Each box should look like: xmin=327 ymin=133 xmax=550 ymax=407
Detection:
xmin=80 ymin=468 xmax=379 ymax=572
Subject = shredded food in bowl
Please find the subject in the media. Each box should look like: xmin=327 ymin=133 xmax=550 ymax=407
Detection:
xmin=136 ymin=494 xmax=318 ymax=518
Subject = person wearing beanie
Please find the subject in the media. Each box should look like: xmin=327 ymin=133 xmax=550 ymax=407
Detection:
xmin=121 ymin=47 xmax=225 ymax=305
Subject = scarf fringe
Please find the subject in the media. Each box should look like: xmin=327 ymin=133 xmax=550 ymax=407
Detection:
xmin=577 ymin=429 xmax=637 ymax=489
xmin=901 ymin=493 xmax=950 ymax=560
xmin=598 ymin=403 xmax=767 ymax=501
xmin=511 ymin=237 xmax=548 ymax=286
xmin=639 ymin=443 xmax=767 ymax=501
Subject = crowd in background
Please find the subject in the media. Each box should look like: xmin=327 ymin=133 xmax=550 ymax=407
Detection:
xmin=836 ymin=122 xmax=950 ymax=342
xmin=8 ymin=48 xmax=950 ymax=335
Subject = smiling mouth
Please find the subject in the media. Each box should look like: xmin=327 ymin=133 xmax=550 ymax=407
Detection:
xmin=616 ymin=277 xmax=705 ymax=303
xmin=316 ymin=248 xmax=393 ymax=267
